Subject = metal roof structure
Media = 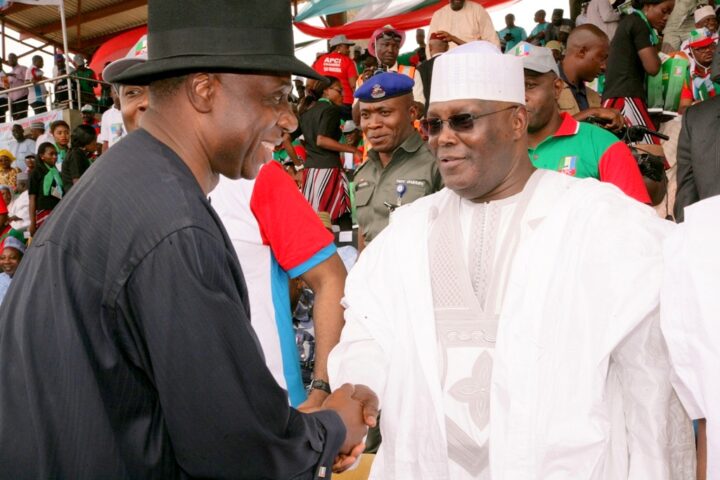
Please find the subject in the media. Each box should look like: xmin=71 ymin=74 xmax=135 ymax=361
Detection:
xmin=1 ymin=0 xmax=147 ymax=56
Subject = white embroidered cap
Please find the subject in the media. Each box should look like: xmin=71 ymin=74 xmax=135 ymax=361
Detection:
xmin=694 ymin=5 xmax=715 ymax=24
xmin=429 ymin=41 xmax=525 ymax=105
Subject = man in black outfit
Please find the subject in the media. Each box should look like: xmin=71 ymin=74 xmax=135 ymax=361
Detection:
xmin=674 ymin=95 xmax=720 ymax=222
xmin=0 ymin=1 xmax=376 ymax=479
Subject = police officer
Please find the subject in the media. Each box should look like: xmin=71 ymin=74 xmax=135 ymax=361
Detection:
xmin=354 ymin=72 xmax=443 ymax=248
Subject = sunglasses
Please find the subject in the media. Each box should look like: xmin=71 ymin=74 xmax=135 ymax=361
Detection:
xmin=420 ymin=106 xmax=517 ymax=136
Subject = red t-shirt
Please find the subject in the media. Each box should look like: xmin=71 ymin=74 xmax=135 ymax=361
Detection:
xmin=250 ymin=161 xmax=334 ymax=272
xmin=0 ymin=195 xmax=7 ymax=216
xmin=312 ymin=52 xmax=358 ymax=105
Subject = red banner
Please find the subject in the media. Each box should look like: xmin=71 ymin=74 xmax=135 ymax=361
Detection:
xmin=89 ymin=26 xmax=147 ymax=81
xmin=294 ymin=0 xmax=516 ymax=40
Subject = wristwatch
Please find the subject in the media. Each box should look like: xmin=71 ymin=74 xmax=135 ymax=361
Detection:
xmin=308 ymin=378 xmax=332 ymax=394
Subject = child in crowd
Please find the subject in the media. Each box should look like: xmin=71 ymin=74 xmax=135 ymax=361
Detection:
xmin=24 ymin=154 xmax=35 ymax=175
xmin=28 ymin=143 xmax=63 ymax=236
xmin=61 ymin=125 xmax=98 ymax=194
xmin=49 ymin=120 xmax=70 ymax=170
xmin=0 ymin=236 xmax=25 ymax=305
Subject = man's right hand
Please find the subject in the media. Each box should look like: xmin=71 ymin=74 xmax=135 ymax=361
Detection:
xmin=321 ymin=383 xmax=378 ymax=454
xmin=576 ymin=107 xmax=626 ymax=132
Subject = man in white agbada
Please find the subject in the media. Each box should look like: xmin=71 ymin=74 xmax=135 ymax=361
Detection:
xmin=328 ymin=41 xmax=695 ymax=479
xmin=662 ymin=195 xmax=720 ymax=480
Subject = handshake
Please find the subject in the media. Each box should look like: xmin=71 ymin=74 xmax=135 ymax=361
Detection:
xmin=300 ymin=383 xmax=379 ymax=473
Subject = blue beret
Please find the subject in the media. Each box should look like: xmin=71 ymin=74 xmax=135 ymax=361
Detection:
xmin=354 ymin=72 xmax=415 ymax=103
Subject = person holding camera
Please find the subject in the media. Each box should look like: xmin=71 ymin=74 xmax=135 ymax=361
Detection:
xmin=516 ymin=44 xmax=653 ymax=203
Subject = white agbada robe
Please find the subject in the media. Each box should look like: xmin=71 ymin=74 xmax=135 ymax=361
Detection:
xmin=662 ymin=195 xmax=720 ymax=479
xmin=329 ymin=170 xmax=695 ymax=479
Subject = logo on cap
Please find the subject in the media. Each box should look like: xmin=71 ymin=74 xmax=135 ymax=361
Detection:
xmin=371 ymin=84 xmax=386 ymax=99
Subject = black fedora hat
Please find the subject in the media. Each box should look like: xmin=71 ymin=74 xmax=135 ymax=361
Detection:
xmin=107 ymin=0 xmax=323 ymax=85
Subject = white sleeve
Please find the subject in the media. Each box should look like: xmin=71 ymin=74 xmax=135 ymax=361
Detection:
xmin=328 ymin=232 xmax=399 ymax=403
xmin=612 ymin=311 xmax=684 ymax=479
xmin=99 ymin=111 xmax=110 ymax=143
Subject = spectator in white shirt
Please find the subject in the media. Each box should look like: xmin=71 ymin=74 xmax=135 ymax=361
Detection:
xmin=99 ymin=88 xmax=125 ymax=153
xmin=6 ymin=54 xmax=28 ymax=120
xmin=8 ymin=173 xmax=29 ymax=232
xmin=25 ymin=55 xmax=48 ymax=114
xmin=7 ymin=125 xmax=35 ymax=172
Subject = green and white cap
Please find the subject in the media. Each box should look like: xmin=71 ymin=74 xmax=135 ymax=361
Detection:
xmin=102 ymin=35 xmax=148 ymax=84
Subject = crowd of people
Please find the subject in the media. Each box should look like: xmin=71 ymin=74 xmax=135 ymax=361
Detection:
xmin=0 ymin=0 xmax=719 ymax=478
xmin=0 ymin=51 xmax=111 ymax=120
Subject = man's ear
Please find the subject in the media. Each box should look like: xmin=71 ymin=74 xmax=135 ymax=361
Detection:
xmin=186 ymin=73 xmax=217 ymax=114
xmin=511 ymin=106 xmax=528 ymax=140
xmin=409 ymin=101 xmax=421 ymax=122
xmin=553 ymin=76 xmax=565 ymax=101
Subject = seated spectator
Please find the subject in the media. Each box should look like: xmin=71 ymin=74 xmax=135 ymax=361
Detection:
xmin=61 ymin=125 xmax=97 ymax=194
xmin=662 ymin=0 xmax=710 ymax=51
xmin=81 ymin=104 xmax=101 ymax=136
xmin=47 ymin=120 xmax=70 ymax=169
xmin=517 ymin=45 xmax=651 ymax=203
xmin=0 ymin=236 xmax=25 ymax=305
xmin=8 ymin=172 xmax=29 ymax=232
xmin=296 ymin=76 xmax=356 ymax=222
xmin=603 ymin=0 xmax=675 ymax=144
xmin=680 ymin=6 xmax=719 ymax=54
xmin=355 ymin=72 xmax=443 ymax=247
xmin=557 ymin=26 xmax=625 ymax=130
xmin=28 ymin=121 xmax=45 ymax=142
xmin=0 ymin=186 xmax=11 ymax=232
xmin=679 ymin=28 xmax=718 ymax=113
xmin=0 ymin=150 xmax=21 ymax=190
xmin=26 ymin=55 xmax=48 ymax=114
xmin=28 ymin=143 xmax=63 ymax=236
xmin=8 ymin=124 xmax=35 ymax=172
xmin=24 ymin=155 xmax=35 ymax=175
xmin=32 ymin=123 xmax=53 ymax=152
